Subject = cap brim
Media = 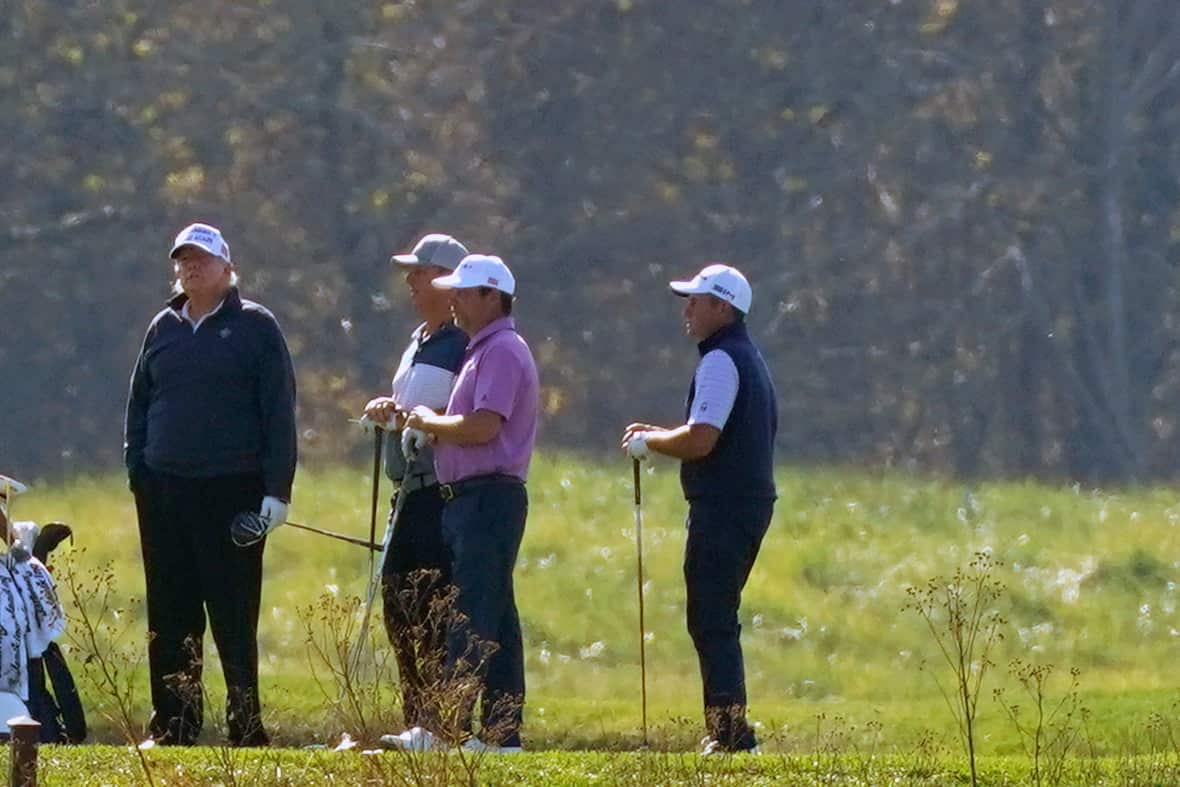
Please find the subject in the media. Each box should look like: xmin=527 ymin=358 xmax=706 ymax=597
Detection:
xmin=669 ymin=280 xmax=701 ymax=297
xmin=390 ymin=254 xmax=420 ymax=265
xmin=0 ymin=476 xmax=28 ymax=497
xmin=431 ymin=272 xmax=465 ymax=289
xmin=169 ymin=242 xmax=198 ymax=259
xmin=170 ymin=242 xmax=227 ymax=261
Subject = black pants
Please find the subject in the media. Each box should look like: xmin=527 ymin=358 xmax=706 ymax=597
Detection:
xmin=133 ymin=469 xmax=268 ymax=746
xmin=441 ymin=480 xmax=527 ymax=746
xmin=380 ymin=485 xmax=451 ymax=728
xmin=684 ymin=497 xmax=774 ymax=751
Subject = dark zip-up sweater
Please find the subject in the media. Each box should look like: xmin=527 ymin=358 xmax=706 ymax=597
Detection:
xmin=680 ymin=320 xmax=778 ymax=501
xmin=124 ymin=288 xmax=297 ymax=500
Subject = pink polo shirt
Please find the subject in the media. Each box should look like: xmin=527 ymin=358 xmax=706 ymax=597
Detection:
xmin=434 ymin=317 xmax=539 ymax=484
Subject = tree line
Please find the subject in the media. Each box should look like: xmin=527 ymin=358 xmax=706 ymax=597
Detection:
xmin=2 ymin=0 xmax=1179 ymax=483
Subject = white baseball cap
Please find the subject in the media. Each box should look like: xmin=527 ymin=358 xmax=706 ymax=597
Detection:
xmin=170 ymin=222 xmax=232 ymax=262
xmin=669 ymin=263 xmax=752 ymax=314
xmin=391 ymin=234 xmax=469 ymax=270
xmin=0 ymin=475 xmax=27 ymax=501
xmin=431 ymin=254 xmax=516 ymax=296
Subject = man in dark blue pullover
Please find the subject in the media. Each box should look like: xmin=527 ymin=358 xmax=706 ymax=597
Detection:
xmin=124 ymin=222 xmax=296 ymax=747
xmin=621 ymin=263 xmax=777 ymax=754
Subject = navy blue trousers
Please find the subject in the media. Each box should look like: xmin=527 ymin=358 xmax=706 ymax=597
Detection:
xmin=133 ymin=470 xmax=268 ymax=746
xmin=441 ymin=480 xmax=527 ymax=746
xmin=380 ymin=485 xmax=451 ymax=728
xmin=684 ymin=497 xmax=774 ymax=750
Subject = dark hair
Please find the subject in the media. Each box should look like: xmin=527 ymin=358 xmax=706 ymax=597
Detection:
xmin=477 ymin=287 xmax=514 ymax=315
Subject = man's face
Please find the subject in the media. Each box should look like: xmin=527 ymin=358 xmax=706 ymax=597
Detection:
xmin=681 ymin=293 xmax=730 ymax=340
xmin=404 ymin=264 xmax=453 ymax=317
xmin=173 ymin=246 xmax=231 ymax=299
xmin=450 ymin=287 xmax=499 ymax=334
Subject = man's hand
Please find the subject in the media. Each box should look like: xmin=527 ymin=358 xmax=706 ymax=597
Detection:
xmin=403 ymin=405 xmax=437 ymax=434
xmin=230 ymin=496 xmax=289 ymax=548
xmin=363 ymin=396 xmax=402 ymax=428
xmin=621 ymin=423 xmax=660 ymax=461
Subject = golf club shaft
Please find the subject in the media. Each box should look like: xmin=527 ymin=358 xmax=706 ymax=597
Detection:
xmin=286 ymin=520 xmax=381 ymax=551
xmin=368 ymin=428 xmax=384 ymax=580
xmin=349 ymin=468 xmax=411 ymax=675
xmin=633 ymin=458 xmax=649 ymax=747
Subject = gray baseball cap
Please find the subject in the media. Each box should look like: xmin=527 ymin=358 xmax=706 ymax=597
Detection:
xmin=390 ymin=234 xmax=469 ymax=270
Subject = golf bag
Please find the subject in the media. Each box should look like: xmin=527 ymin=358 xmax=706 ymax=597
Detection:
xmin=25 ymin=523 xmax=86 ymax=743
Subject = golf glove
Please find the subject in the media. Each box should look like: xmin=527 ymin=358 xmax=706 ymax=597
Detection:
xmin=230 ymin=496 xmax=288 ymax=548
xmin=401 ymin=428 xmax=429 ymax=461
xmin=626 ymin=432 xmax=651 ymax=461
xmin=7 ymin=520 xmax=38 ymax=563
xmin=357 ymin=414 xmax=393 ymax=434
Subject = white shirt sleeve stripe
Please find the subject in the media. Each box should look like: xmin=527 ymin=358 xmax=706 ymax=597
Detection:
xmin=688 ymin=350 xmax=739 ymax=430
xmin=397 ymin=363 xmax=456 ymax=411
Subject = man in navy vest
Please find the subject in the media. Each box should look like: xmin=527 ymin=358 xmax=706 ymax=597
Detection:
xmin=621 ymin=263 xmax=777 ymax=754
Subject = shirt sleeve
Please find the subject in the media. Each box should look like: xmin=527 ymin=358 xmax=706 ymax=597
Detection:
xmin=256 ymin=315 xmax=298 ymax=501
xmin=123 ymin=321 xmax=156 ymax=472
xmin=472 ymin=342 xmax=524 ymax=420
xmin=687 ymin=350 xmax=739 ymax=430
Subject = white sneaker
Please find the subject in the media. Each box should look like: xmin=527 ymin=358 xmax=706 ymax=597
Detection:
xmin=379 ymin=726 xmax=440 ymax=752
xmin=701 ymin=736 xmax=761 ymax=756
xmin=460 ymin=737 xmax=523 ymax=754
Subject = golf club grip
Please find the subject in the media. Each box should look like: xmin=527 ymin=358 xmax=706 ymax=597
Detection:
xmin=633 ymin=459 xmax=641 ymax=505
xmin=368 ymin=429 xmax=384 ymax=574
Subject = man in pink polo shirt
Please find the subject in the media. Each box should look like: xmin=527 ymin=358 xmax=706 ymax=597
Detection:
xmin=393 ymin=254 xmax=539 ymax=754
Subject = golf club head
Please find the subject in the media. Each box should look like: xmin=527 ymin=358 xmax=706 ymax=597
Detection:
xmin=33 ymin=522 xmax=72 ymax=564
xmin=230 ymin=510 xmax=267 ymax=547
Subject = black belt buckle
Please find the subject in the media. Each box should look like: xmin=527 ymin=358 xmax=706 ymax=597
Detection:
xmin=439 ymin=483 xmax=456 ymax=502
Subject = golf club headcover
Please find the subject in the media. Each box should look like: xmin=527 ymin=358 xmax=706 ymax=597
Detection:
xmin=230 ymin=511 xmax=267 ymax=548
xmin=230 ymin=497 xmax=288 ymax=548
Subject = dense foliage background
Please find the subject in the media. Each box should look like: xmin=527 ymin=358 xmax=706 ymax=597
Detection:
xmin=4 ymin=0 xmax=1180 ymax=482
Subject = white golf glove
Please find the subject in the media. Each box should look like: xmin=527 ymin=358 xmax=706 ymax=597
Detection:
xmin=626 ymin=432 xmax=651 ymax=461
xmin=8 ymin=520 xmax=39 ymax=563
xmin=230 ymin=496 xmax=288 ymax=548
xmin=357 ymin=415 xmax=394 ymax=434
xmin=401 ymin=428 xmax=429 ymax=461
xmin=261 ymin=496 xmax=288 ymax=531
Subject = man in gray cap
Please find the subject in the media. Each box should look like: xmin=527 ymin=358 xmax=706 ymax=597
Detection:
xmin=362 ymin=233 xmax=469 ymax=731
xmin=621 ymin=263 xmax=777 ymax=755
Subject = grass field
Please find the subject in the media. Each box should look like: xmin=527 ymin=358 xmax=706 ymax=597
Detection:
xmin=12 ymin=453 xmax=1180 ymax=782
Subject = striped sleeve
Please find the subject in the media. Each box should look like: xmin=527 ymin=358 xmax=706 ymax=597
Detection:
xmin=397 ymin=363 xmax=456 ymax=411
xmin=687 ymin=350 xmax=739 ymax=429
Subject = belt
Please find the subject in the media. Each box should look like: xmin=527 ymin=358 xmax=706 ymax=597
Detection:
xmin=439 ymin=473 xmax=523 ymax=502
xmin=394 ymin=472 xmax=437 ymax=495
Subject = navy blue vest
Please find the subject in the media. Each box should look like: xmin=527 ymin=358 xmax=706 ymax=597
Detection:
xmin=680 ymin=321 xmax=778 ymax=500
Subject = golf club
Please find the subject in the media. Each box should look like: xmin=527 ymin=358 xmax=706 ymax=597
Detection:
xmin=348 ymin=429 xmax=413 ymax=675
xmin=285 ymin=520 xmax=381 ymax=551
xmin=633 ymin=458 xmax=649 ymax=748
xmin=368 ymin=426 xmax=384 ymax=579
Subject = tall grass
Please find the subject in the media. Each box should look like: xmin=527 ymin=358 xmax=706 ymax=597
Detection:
xmin=14 ymin=455 xmax=1180 ymax=752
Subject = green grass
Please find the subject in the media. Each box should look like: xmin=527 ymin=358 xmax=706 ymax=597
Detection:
xmin=30 ymin=746 xmax=1180 ymax=785
xmin=13 ymin=455 xmax=1180 ymax=780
